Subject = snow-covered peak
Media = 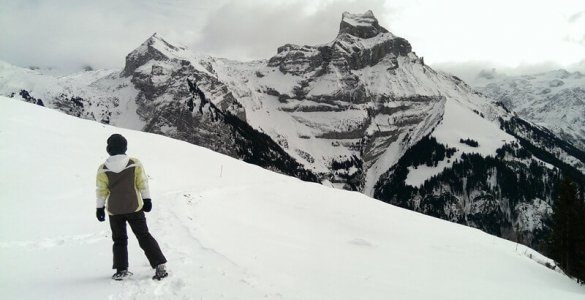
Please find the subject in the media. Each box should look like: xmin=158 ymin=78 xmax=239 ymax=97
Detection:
xmin=333 ymin=10 xmax=409 ymax=66
xmin=121 ymin=33 xmax=190 ymax=77
xmin=145 ymin=33 xmax=188 ymax=53
xmin=268 ymin=11 xmax=410 ymax=75
xmin=339 ymin=10 xmax=389 ymax=39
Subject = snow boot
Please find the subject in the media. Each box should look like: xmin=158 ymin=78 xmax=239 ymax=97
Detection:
xmin=112 ymin=269 xmax=133 ymax=281
xmin=152 ymin=264 xmax=168 ymax=280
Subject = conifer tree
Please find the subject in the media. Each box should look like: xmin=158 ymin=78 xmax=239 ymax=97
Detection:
xmin=550 ymin=177 xmax=585 ymax=282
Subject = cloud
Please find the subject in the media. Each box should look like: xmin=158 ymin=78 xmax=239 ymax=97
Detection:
xmin=0 ymin=0 xmax=219 ymax=72
xmin=0 ymin=0 xmax=582 ymax=76
xmin=192 ymin=0 xmax=387 ymax=61
xmin=0 ymin=0 xmax=387 ymax=72
xmin=568 ymin=59 xmax=585 ymax=73
xmin=432 ymin=61 xmax=567 ymax=87
xmin=564 ymin=10 xmax=585 ymax=46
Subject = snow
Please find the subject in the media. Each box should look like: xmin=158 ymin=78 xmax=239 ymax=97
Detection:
xmin=290 ymin=110 xmax=367 ymax=135
xmin=1 ymin=97 xmax=583 ymax=299
xmin=405 ymin=152 xmax=462 ymax=187
xmin=210 ymin=61 xmax=365 ymax=173
xmin=405 ymin=98 xmax=517 ymax=187
xmin=362 ymin=93 xmax=445 ymax=195
xmin=515 ymin=199 xmax=553 ymax=233
xmin=433 ymin=98 xmax=516 ymax=156
xmin=306 ymin=73 xmax=343 ymax=97
xmin=208 ymin=26 xmax=452 ymax=189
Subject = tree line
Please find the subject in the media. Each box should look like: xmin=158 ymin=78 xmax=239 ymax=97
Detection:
xmin=549 ymin=176 xmax=585 ymax=283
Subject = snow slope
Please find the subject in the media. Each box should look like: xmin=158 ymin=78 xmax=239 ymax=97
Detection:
xmin=405 ymin=98 xmax=517 ymax=187
xmin=1 ymin=98 xmax=584 ymax=299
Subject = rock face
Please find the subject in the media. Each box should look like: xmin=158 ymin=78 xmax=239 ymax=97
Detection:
xmin=3 ymin=11 xmax=585 ymax=253
xmin=119 ymin=34 xmax=318 ymax=182
xmin=268 ymin=11 xmax=414 ymax=75
xmin=339 ymin=10 xmax=388 ymax=39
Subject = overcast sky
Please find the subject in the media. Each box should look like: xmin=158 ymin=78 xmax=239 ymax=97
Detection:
xmin=1 ymin=0 xmax=584 ymax=79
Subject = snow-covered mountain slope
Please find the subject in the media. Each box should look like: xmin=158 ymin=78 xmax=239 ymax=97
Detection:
xmin=0 ymin=60 xmax=143 ymax=128
xmin=1 ymin=98 xmax=585 ymax=300
xmin=199 ymin=11 xmax=521 ymax=194
xmin=475 ymin=69 xmax=585 ymax=151
xmin=372 ymin=97 xmax=578 ymax=249
xmin=405 ymin=98 xmax=516 ymax=187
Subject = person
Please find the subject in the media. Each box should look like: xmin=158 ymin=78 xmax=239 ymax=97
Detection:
xmin=95 ymin=134 xmax=168 ymax=280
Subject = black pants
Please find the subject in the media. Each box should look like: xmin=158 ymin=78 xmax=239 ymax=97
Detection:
xmin=109 ymin=211 xmax=167 ymax=270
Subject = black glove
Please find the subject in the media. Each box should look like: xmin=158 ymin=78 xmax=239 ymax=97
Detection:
xmin=143 ymin=199 xmax=152 ymax=212
xmin=96 ymin=207 xmax=106 ymax=222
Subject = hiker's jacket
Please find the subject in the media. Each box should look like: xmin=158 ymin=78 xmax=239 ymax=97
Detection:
xmin=96 ymin=155 xmax=150 ymax=215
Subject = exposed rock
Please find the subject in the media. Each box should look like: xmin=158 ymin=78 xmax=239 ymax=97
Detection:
xmin=338 ymin=10 xmax=388 ymax=39
xmin=268 ymin=11 xmax=414 ymax=75
xmin=121 ymin=34 xmax=173 ymax=77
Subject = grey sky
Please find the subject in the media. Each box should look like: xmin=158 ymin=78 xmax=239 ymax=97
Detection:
xmin=1 ymin=0 xmax=584 ymax=78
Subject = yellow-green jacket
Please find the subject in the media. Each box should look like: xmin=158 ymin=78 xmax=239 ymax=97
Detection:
xmin=96 ymin=155 xmax=150 ymax=215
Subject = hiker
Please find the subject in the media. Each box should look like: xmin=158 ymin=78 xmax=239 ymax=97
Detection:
xmin=95 ymin=134 xmax=168 ymax=280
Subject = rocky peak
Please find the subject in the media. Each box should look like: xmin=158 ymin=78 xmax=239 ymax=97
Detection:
xmin=338 ymin=10 xmax=388 ymax=39
xmin=268 ymin=10 xmax=413 ymax=75
xmin=121 ymin=33 xmax=186 ymax=77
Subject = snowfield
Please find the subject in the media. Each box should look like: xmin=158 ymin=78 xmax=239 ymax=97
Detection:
xmin=1 ymin=97 xmax=584 ymax=300
xmin=405 ymin=98 xmax=517 ymax=187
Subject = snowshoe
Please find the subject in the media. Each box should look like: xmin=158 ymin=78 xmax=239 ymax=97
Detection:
xmin=152 ymin=264 xmax=168 ymax=281
xmin=112 ymin=269 xmax=133 ymax=281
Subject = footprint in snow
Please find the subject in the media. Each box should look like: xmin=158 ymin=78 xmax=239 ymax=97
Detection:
xmin=349 ymin=238 xmax=374 ymax=247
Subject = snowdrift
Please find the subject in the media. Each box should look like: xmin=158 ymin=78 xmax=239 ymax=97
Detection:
xmin=0 ymin=97 xmax=583 ymax=299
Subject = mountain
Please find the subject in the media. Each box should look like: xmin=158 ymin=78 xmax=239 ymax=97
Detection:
xmin=473 ymin=69 xmax=585 ymax=152
xmin=1 ymin=98 xmax=585 ymax=299
xmin=2 ymin=11 xmax=585 ymax=252
xmin=0 ymin=51 xmax=318 ymax=182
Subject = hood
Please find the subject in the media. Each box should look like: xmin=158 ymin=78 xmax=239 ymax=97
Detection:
xmin=105 ymin=154 xmax=130 ymax=173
